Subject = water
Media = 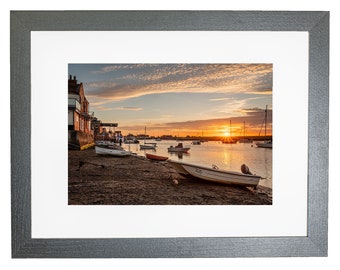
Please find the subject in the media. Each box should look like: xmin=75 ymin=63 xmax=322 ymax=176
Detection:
xmin=122 ymin=140 xmax=272 ymax=188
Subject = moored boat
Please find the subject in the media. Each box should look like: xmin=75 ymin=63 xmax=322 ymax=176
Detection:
xmin=255 ymin=141 xmax=272 ymax=148
xmin=238 ymin=121 xmax=253 ymax=143
xmin=95 ymin=146 xmax=132 ymax=156
xmin=145 ymin=153 xmax=169 ymax=161
xmin=256 ymin=105 xmax=272 ymax=149
xmin=221 ymin=137 xmax=237 ymax=144
xmin=140 ymin=143 xmax=157 ymax=150
xmin=168 ymin=143 xmax=190 ymax=153
xmin=168 ymin=160 xmax=261 ymax=187
xmin=238 ymin=138 xmax=253 ymax=143
xmin=139 ymin=126 xmax=157 ymax=150
xmin=124 ymin=138 xmax=139 ymax=144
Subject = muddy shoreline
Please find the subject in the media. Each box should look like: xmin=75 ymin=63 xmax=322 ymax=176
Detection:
xmin=68 ymin=149 xmax=272 ymax=205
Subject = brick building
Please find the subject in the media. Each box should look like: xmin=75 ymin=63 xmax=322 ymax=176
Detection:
xmin=68 ymin=75 xmax=94 ymax=150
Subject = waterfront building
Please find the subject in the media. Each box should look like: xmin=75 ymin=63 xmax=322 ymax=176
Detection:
xmin=91 ymin=117 xmax=102 ymax=138
xmin=68 ymin=75 xmax=94 ymax=150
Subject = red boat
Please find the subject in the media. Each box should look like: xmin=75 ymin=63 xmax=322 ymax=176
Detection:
xmin=145 ymin=153 xmax=169 ymax=161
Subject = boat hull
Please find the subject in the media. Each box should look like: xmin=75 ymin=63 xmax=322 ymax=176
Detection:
xmin=256 ymin=141 xmax=272 ymax=148
xmin=145 ymin=153 xmax=168 ymax=161
xmin=168 ymin=160 xmax=261 ymax=187
xmin=167 ymin=147 xmax=190 ymax=152
xmin=140 ymin=144 xmax=156 ymax=150
xmin=221 ymin=140 xmax=237 ymax=144
xmin=95 ymin=146 xmax=131 ymax=156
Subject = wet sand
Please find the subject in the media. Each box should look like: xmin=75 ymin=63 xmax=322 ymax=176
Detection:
xmin=68 ymin=149 xmax=272 ymax=205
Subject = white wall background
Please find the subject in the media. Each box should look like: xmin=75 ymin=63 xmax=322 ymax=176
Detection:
xmin=1 ymin=0 xmax=338 ymax=270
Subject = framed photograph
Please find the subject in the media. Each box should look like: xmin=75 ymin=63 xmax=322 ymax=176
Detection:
xmin=11 ymin=11 xmax=329 ymax=258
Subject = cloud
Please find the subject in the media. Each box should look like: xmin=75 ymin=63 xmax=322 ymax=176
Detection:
xmin=93 ymin=64 xmax=159 ymax=74
xmin=91 ymin=106 xmax=113 ymax=112
xmin=209 ymin=97 xmax=231 ymax=101
xmin=246 ymin=90 xmax=273 ymax=95
xmin=113 ymin=107 xmax=143 ymax=111
xmin=84 ymin=64 xmax=273 ymax=101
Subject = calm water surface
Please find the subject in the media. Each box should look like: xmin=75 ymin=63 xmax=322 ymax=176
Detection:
xmin=122 ymin=140 xmax=272 ymax=188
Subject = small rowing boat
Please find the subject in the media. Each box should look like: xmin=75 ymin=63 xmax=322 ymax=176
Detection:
xmin=145 ymin=153 xmax=169 ymax=161
xmin=168 ymin=160 xmax=261 ymax=187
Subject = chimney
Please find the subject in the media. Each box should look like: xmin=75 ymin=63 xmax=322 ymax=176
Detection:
xmin=69 ymin=75 xmax=72 ymax=80
xmin=73 ymin=76 xmax=77 ymax=81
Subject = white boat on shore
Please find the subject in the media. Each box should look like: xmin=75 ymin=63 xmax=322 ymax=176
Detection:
xmin=95 ymin=146 xmax=132 ymax=157
xmin=168 ymin=160 xmax=261 ymax=187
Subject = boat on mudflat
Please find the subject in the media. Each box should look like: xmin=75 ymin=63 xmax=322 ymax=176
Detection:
xmin=95 ymin=146 xmax=132 ymax=157
xmin=168 ymin=160 xmax=261 ymax=187
xmin=145 ymin=153 xmax=169 ymax=161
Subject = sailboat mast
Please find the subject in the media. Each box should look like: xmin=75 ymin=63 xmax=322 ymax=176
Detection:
xmin=264 ymin=105 xmax=268 ymax=137
xmin=243 ymin=121 xmax=246 ymax=138
xmin=230 ymin=120 xmax=232 ymax=138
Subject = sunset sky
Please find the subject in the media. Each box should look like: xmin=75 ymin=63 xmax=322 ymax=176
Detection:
xmin=68 ymin=64 xmax=272 ymax=137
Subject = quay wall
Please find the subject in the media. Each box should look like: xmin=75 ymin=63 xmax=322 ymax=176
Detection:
xmin=68 ymin=130 xmax=94 ymax=150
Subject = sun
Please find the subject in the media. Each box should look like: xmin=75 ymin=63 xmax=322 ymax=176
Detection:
xmin=224 ymin=130 xmax=230 ymax=137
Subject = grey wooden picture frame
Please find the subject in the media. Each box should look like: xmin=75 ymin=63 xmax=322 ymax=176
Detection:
xmin=11 ymin=11 xmax=329 ymax=258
